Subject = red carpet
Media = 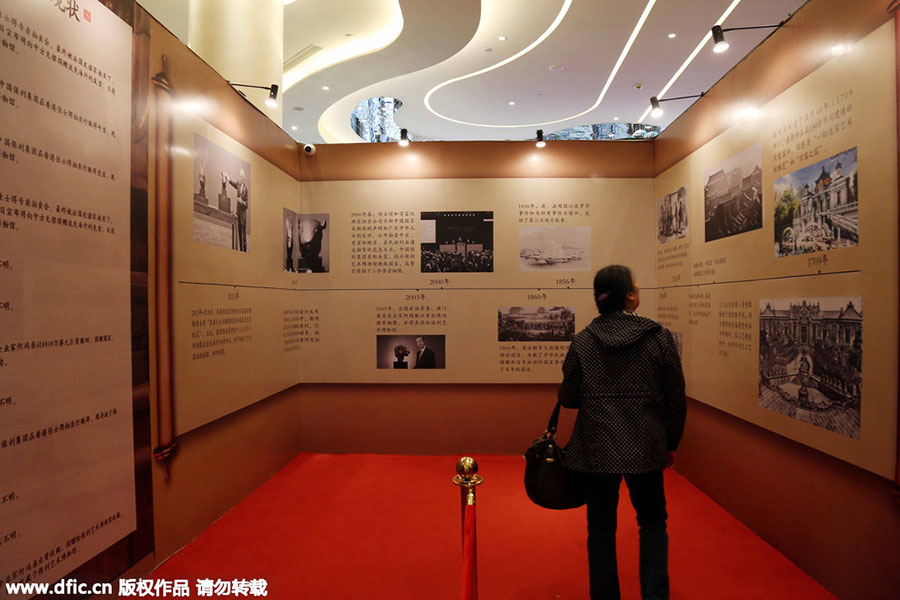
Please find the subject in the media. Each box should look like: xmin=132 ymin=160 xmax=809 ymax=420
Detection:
xmin=153 ymin=454 xmax=836 ymax=599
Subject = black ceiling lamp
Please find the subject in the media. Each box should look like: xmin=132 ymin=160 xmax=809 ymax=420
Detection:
xmin=398 ymin=128 xmax=409 ymax=146
xmin=711 ymin=21 xmax=785 ymax=54
xmin=649 ymin=92 xmax=705 ymax=118
xmin=228 ymin=82 xmax=280 ymax=107
xmin=535 ymin=129 xmax=546 ymax=148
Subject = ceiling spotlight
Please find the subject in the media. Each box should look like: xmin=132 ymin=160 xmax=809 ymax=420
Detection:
xmin=398 ymin=128 xmax=409 ymax=146
xmin=650 ymin=96 xmax=663 ymax=118
xmin=548 ymin=64 xmax=565 ymax=72
xmin=711 ymin=25 xmax=729 ymax=53
xmin=290 ymin=125 xmax=298 ymax=131
xmin=498 ymin=35 xmax=508 ymax=41
xmin=712 ymin=20 xmax=785 ymax=54
xmin=668 ymin=33 xmax=677 ymax=39
xmin=535 ymin=129 xmax=546 ymax=148
xmin=265 ymin=84 xmax=279 ymax=108
xmin=508 ymin=101 xmax=516 ymax=106
xmin=613 ymin=116 xmax=619 ymax=121
xmin=648 ymin=92 xmax=705 ymax=120
xmin=227 ymin=81 xmax=279 ymax=108
xmin=322 ymin=85 xmax=330 ymax=91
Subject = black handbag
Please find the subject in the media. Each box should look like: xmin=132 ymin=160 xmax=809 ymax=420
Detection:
xmin=523 ymin=398 xmax=586 ymax=509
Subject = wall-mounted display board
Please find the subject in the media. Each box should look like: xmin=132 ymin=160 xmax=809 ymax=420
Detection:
xmin=168 ymin=111 xmax=656 ymax=433
xmin=0 ymin=0 xmax=137 ymax=587
xmin=654 ymin=21 xmax=897 ymax=477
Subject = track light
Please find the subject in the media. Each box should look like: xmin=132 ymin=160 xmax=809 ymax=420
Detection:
xmin=711 ymin=25 xmax=729 ymax=53
xmin=648 ymin=92 xmax=705 ymax=119
xmin=535 ymin=129 xmax=546 ymax=148
xmin=398 ymin=128 xmax=409 ymax=146
xmin=710 ymin=20 xmax=785 ymax=54
xmin=228 ymin=81 xmax=280 ymax=108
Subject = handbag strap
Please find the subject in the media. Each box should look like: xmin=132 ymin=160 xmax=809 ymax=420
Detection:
xmin=545 ymin=398 xmax=563 ymax=436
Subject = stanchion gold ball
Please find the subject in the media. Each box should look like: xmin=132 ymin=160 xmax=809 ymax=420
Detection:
xmin=456 ymin=456 xmax=478 ymax=476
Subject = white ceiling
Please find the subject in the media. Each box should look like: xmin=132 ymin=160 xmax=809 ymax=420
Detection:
xmin=138 ymin=0 xmax=809 ymax=144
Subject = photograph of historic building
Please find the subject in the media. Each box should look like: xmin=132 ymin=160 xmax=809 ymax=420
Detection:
xmin=704 ymin=144 xmax=763 ymax=242
xmin=774 ymin=147 xmax=858 ymax=257
xmin=759 ymin=297 xmax=862 ymax=438
xmin=497 ymin=306 xmax=575 ymax=342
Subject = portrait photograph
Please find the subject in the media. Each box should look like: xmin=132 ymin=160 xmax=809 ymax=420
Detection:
xmin=657 ymin=186 xmax=688 ymax=244
xmin=376 ymin=334 xmax=446 ymax=369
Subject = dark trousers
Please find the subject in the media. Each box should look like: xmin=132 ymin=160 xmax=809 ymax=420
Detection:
xmin=584 ymin=470 xmax=669 ymax=600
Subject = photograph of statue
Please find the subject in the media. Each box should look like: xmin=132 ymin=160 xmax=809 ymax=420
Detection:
xmin=192 ymin=133 xmax=251 ymax=252
xmin=497 ymin=307 xmax=575 ymax=342
xmin=376 ymin=335 xmax=446 ymax=369
xmin=758 ymin=297 xmax=862 ymax=439
xmin=703 ymin=144 xmax=762 ymax=242
xmin=773 ymin=147 xmax=858 ymax=257
xmin=283 ymin=208 xmax=297 ymax=272
xmin=657 ymin=186 xmax=688 ymax=243
xmin=519 ymin=227 xmax=590 ymax=271
xmin=420 ymin=211 xmax=493 ymax=272
xmin=295 ymin=213 xmax=329 ymax=273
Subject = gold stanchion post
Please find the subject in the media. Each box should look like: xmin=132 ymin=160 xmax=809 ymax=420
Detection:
xmin=453 ymin=457 xmax=483 ymax=600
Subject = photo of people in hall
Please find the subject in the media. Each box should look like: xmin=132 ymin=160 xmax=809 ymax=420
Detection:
xmin=420 ymin=211 xmax=493 ymax=272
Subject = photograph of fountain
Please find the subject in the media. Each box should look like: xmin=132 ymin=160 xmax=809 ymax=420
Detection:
xmin=758 ymin=297 xmax=862 ymax=438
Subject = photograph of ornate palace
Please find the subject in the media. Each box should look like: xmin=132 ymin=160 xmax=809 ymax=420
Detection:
xmin=657 ymin=186 xmax=688 ymax=243
xmin=704 ymin=144 xmax=763 ymax=242
xmin=759 ymin=297 xmax=862 ymax=439
xmin=773 ymin=147 xmax=858 ymax=257
xmin=498 ymin=306 xmax=575 ymax=342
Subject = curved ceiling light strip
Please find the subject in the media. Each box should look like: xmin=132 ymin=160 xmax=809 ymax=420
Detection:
xmin=282 ymin=0 xmax=404 ymax=91
xmin=638 ymin=0 xmax=743 ymax=122
xmin=424 ymin=0 xmax=656 ymax=129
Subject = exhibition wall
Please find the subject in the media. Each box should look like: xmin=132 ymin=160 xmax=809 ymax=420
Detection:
xmin=2 ymin=0 xmax=899 ymax=598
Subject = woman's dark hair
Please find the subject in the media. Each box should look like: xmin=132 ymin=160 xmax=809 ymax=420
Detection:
xmin=593 ymin=264 xmax=634 ymax=313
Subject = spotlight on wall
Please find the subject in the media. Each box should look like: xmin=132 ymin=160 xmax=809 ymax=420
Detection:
xmin=398 ymin=128 xmax=409 ymax=146
xmin=710 ymin=20 xmax=785 ymax=54
xmin=228 ymin=81 xmax=280 ymax=108
xmin=535 ymin=129 xmax=546 ymax=148
xmin=648 ymin=92 xmax=705 ymax=119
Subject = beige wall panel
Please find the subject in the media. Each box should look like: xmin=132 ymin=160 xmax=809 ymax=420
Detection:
xmin=655 ymin=23 xmax=898 ymax=477
xmin=296 ymin=177 xmax=656 ymax=382
xmin=169 ymin=117 xmax=300 ymax=434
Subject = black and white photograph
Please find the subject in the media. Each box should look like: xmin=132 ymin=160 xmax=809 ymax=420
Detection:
xmin=283 ymin=209 xmax=297 ymax=272
xmin=759 ymin=297 xmax=862 ymax=439
xmin=519 ymin=226 xmax=591 ymax=271
xmin=376 ymin=334 xmax=446 ymax=369
xmin=657 ymin=186 xmax=689 ymax=243
xmin=294 ymin=212 xmax=329 ymax=273
xmin=193 ymin=133 xmax=251 ymax=252
xmin=703 ymin=144 xmax=762 ymax=242
xmin=421 ymin=211 xmax=493 ymax=272
xmin=774 ymin=147 xmax=858 ymax=257
xmin=498 ymin=306 xmax=575 ymax=342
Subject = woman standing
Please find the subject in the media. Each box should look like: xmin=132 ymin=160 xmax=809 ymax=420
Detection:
xmin=559 ymin=264 xmax=686 ymax=600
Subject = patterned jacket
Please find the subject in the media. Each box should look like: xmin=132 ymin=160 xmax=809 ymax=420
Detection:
xmin=558 ymin=312 xmax=686 ymax=473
